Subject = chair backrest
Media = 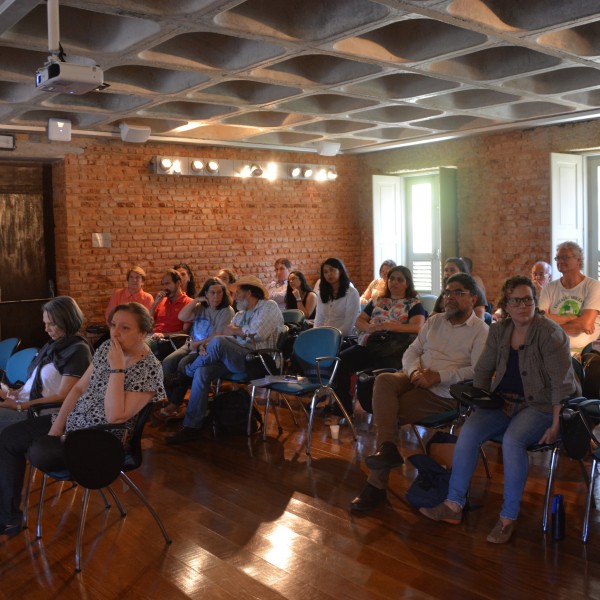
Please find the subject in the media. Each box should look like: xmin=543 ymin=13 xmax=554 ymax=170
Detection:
xmin=5 ymin=347 xmax=38 ymax=385
xmin=282 ymin=309 xmax=305 ymax=325
xmin=123 ymin=401 xmax=154 ymax=472
xmin=0 ymin=337 xmax=19 ymax=371
xmin=64 ymin=428 xmax=125 ymax=489
xmin=572 ymin=355 xmax=585 ymax=390
xmin=293 ymin=326 xmax=341 ymax=376
xmin=582 ymin=352 xmax=600 ymax=398
xmin=418 ymin=294 xmax=437 ymax=315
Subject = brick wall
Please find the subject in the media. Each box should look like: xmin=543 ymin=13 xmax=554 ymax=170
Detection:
xmin=47 ymin=116 xmax=600 ymax=324
xmin=51 ymin=137 xmax=372 ymax=324
xmin=363 ymin=118 xmax=600 ymax=304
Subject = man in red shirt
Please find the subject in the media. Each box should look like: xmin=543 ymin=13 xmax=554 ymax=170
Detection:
xmin=148 ymin=269 xmax=192 ymax=357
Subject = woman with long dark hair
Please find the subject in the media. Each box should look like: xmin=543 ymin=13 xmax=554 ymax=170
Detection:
xmin=330 ymin=266 xmax=427 ymax=422
xmin=174 ymin=262 xmax=197 ymax=298
xmin=160 ymin=277 xmax=234 ymax=417
xmin=314 ymin=257 xmax=360 ymax=337
xmin=285 ymin=271 xmax=317 ymax=319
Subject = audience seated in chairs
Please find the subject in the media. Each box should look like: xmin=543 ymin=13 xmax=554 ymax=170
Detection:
xmin=539 ymin=241 xmax=600 ymax=356
xmin=147 ymin=269 xmax=193 ymax=358
xmin=360 ymin=259 xmax=396 ymax=306
xmin=432 ymin=257 xmax=489 ymax=321
xmin=420 ymin=276 xmax=579 ymax=544
xmin=314 ymin=257 xmax=361 ymax=338
xmin=173 ymin=262 xmax=197 ymax=299
xmin=105 ymin=265 xmax=154 ymax=324
xmin=0 ymin=302 xmax=165 ymax=537
xmin=285 ymin=271 xmax=317 ymax=319
xmin=0 ymin=297 xmax=93 ymax=432
xmin=330 ymin=266 xmax=427 ymax=425
xmin=166 ymin=276 xmax=283 ymax=445
xmin=351 ymin=273 xmax=488 ymax=512
xmin=161 ymin=277 xmax=235 ymax=417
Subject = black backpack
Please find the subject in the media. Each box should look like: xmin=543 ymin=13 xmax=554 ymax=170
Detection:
xmin=560 ymin=397 xmax=592 ymax=460
xmin=210 ymin=389 xmax=262 ymax=436
xmin=405 ymin=454 xmax=450 ymax=509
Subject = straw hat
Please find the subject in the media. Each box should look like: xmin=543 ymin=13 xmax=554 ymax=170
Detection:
xmin=235 ymin=275 xmax=269 ymax=299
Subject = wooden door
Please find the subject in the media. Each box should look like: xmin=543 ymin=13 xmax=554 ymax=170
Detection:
xmin=0 ymin=163 xmax=56 ymax=348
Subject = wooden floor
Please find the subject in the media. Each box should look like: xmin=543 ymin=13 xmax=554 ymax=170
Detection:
xmin=2 ymin=399 xmax=600 ymax=600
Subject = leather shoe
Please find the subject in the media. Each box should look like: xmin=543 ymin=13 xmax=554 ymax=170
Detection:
xmin=486 ymin=519 xmax=515 ymax=544
xmin=0 ymin=522 xmax=22 ymax=537
xmin=419 ymin=502 xmax=462 ymax=524
xmin=166 ymin=426 xmax=203 ymax=445
xmin=350 ymin=484 xmax=387 ymax=512
xmin=365 ymin=442 xmax=404 ymax=470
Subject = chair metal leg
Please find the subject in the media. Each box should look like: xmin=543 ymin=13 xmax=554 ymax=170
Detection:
xmin=119 ymin=472 xmax=172 ymax=544
xmin=479 ymin=445 xmax=492 ymax=479
xmin=98 ymin=489 xmax=111 ymax=509
xmin=583 ymin=457 xmax=598 ymax=543
xmin=22 ymin=463 xmax=37 ymax=529
xmin=306 ymin=390 xmax=320 ymax=455
xmin=75 ymin=488 xmax=91 ymax=572
xmin=542 ymin=446 xmax=560 ymax=533
xmin=105 ymin=485 xmax=127 ymax=517
xmin=280 ymin=394 xmax=299 ymax=427
xmin=410 ymin=424 xmax=428 ymax=454
xmin=246 ymin=385 xmax=257 ymax=437
xmin=329 ymin=388 xmax=358 ymax=441
xmin=35 ymin=474 xmax=50 ymax=539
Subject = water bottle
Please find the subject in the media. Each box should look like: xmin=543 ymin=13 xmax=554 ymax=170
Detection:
xmin=551 ymin=494 xmax=565 ymax=541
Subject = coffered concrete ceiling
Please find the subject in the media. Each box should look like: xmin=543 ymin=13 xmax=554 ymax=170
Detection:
xmin=1 ymin=0 xmax=600 ymax=154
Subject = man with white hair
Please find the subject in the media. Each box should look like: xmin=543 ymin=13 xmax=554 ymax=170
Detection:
xmin=539 ymin=241 xmax=600 ymax=352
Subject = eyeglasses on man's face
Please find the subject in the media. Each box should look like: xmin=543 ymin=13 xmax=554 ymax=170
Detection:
xmin=554 ymin=255 xmax=576 ymax=262
xmin=442 ymin=289 xmax=471 ymax=298
xmin=506 ymin=296 xmax=535 ymax=308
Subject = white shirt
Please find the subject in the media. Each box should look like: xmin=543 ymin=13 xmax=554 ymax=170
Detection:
xmin=539 ymin=276 xmax=600 ymax=349
xmin=402 ymin=312 xmax=489 ymax=398
xmin=267 ymin=280 xmax=288 ymax=310
xmin=314 ymin=286 xmax=361 ymax=337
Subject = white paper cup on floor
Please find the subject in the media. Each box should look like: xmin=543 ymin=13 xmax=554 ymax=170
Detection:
xmin=330 ymin=424 xmax=340 ymax=440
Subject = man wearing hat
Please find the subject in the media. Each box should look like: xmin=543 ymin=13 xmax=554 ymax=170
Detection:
xmin=166 ymin=275 xmax=283 ymax=445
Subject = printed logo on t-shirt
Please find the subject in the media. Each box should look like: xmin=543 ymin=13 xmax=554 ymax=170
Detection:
xmin=553 ymin=296 xmax=582 ymax=317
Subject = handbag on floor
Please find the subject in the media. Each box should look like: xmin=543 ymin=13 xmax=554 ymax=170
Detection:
xmin=210 ymin=389 xmax=262 ymax=436
xmin=405 ymin=454 xmax=450 ymax=509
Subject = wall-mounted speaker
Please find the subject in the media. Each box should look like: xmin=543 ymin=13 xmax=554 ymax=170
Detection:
xmin=119 ymin=123 xmax=151 ymax=143
xmin=48 ymin=118 xmax=71 ymax=142
xmin=316 ymin=141 xmax=341 ymax=156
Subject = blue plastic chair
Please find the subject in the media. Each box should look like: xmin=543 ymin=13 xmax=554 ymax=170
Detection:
xmin=0 ymin=337 xmax=19 ymax=371
xmin=5 ymin=347 xmax=38 ymax=385
xmin=264 ymin=326 xmax=357 ymax=455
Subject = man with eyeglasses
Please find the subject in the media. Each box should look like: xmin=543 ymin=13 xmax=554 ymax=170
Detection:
xmin=351 ymin=273 xmax=489 ymax=512
xmin=538 ymin=241 xmax=600 ymax=353
xmin=530 ymin=261 xmax=552 ymax=294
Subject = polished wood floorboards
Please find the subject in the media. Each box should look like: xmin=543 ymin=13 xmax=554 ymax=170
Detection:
xmin=1 ymin=401 xmax=600 ymax=600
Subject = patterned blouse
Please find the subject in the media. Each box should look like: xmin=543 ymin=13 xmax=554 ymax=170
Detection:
xmin=60 ymin=341 xmax=166 ymax=435
xmin=358 ymin=297 xmax=427 ymax=346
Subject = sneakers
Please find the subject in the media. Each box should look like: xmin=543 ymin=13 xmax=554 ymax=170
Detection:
xmin=365 ymin=442 xmax=404 ymax=470
xmin=165 ymin=426 xmax=203 ymax=445
xmin=350 ymin=483 xmax=387 ymax=512
xmin=486 ymin=519 xmax=515 ymax=544
xmin=419 ymin=502 xmax=463 ymax=524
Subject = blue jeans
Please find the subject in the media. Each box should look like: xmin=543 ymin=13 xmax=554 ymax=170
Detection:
xmin=447 ymin=406 xmax=552 ymax=520
xmin=183 ymin=337 xmax=249 ymax=428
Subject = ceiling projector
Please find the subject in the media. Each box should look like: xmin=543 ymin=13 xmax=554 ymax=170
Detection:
xmin=35 ymin=62 xmax=103 ymax=95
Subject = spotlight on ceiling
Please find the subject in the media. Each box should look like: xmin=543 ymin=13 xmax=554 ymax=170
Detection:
xmin=190 ymin=159 xmax=204 ymax=173
xmin=315 ymin=168 xmax=328 ymax=181
xmin=206 ymin=160 xmax=219 ymax=174
xmin=290 ymin=166 xmax=302 ymax=178
xmin=159 ymin=158 xmax=173 ymax=172
xmin=327 ymin=168 xmax=338 ymax=181
xmin=302 ymin=167 xmax=313 ymax=178
xmin=250 ymin=163 xmax=263 ymax=177
xmin=172 ymin=159 xmax=183 ymax=174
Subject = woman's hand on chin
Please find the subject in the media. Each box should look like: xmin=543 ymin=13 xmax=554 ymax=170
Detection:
xmin=108 ymin=337 xmax=125 ymax=370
